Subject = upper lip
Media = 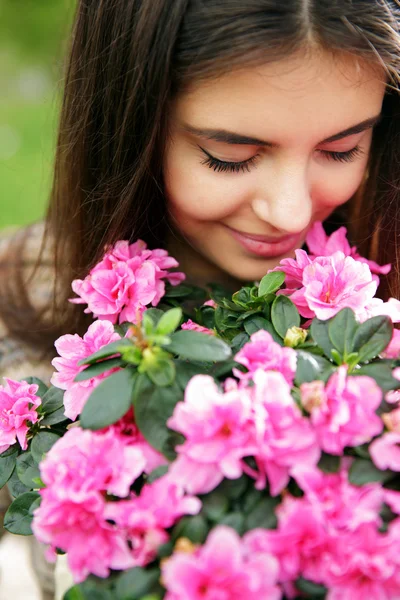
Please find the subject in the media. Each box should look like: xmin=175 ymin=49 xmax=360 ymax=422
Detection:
xmin=226 ymin=225 xmax=299 ymax=244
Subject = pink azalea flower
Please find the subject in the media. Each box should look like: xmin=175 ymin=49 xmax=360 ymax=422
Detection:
xmin=381 ymin=328 xmax=400 ymax=358
xmin=51 ymin=320 xmax=121 ymax=421
xmin=0 ymin=378 xmax=41 ymax=453
xmin=370 ymin=432 xmax=400 ymax=472
xmin=234 ymin=330 xmax=297 ymax=385
xmin=271 ymin=249 xmax=312 ymax=289
xmin=70 ymin=240 xmax=185 ymax=324
xmin=32 ymin=427 xmax=148 ymax=582
xmin=385 ymin=367 xmax=400 ymax=405
xmin=359 ymin=297 xmax=400 ymax=324
xmin=167 ymin=375 xmax=257 ymax=494
xmin=249 ymin=370 xmax=320 ymax=494
xmin=106 ymin=476 xmax=201 ymax=567
xmin=203 ymin=299 xmax=217 ymax=308
xmin=290 ymin=252 xmax=378 ymax=320
xmin=181 ymin=320 xmax=215 ymax=335
xmin=300 ymin=366 xmax=383 ymax=454
xmin=382 ymin=407 xmax=400 ymax=433
xmin=162 ymin=526 xmax=282 ymax=600
xmin=305 ymin=221 xmax=391 ymax=276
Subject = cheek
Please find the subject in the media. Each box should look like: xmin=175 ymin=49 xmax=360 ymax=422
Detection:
xmin=313 ymin=159 xmax=369 ymax=213
xmin=164 ymin=141 xmax=247 ymax=222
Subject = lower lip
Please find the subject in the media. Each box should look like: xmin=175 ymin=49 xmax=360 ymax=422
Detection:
xmin=226 ymin=227 xmax=302 ymax=258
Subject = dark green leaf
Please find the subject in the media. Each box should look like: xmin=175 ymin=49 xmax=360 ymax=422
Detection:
xmin=166 ymin=330 xmax=232 ymax=362
xmin=295 ymin=350 xmax=335 ymax=385
xmin=216 ymin=475 xmax=248 ymax=500
xmin=310 ymin=318 xmax=335 ymax=359
xmin=63 ymin=586 xmax=85 ymax=600
xmin=24 ymin=377 xmax=49 ymax=399
xmin=258 ymin=271 xmax=285 ymax=297
xmin=172 ymin=514 xmax=209 ymax=544
xmin=243 ymin=316 xmax=281 ymax=344
xmin=356 ymin=362 xmax=400 ymax=392
xmin=164 ymin=284 xmax=197 ymax=298
xmin=201 ymin=491 xmax=229 ymax=522
xmin=80 ymin=368 xmax=136 ymax=430
xmin=243 ymin=497 xmax=279 ymax=532
xmin=317 ymin=452 xmax=340 ymax=473
xmin=78 ymin=339 xmax=133 ymax=366
xmin=352 ymin=316 xmax=393 ymax=363
xmin=295 ymin=577 xmax=327 ymax=597
xmin=198 ymin=306 xmax=216 ymax=330
xmin=231 ymin=332 xmax=250 ymax=353
xmin=271 ymin=296 xmax=300 ymax=338
xmin=175 ymin=360 xmax=209 ymax=391
xmin=133 ymin=375 xmax=182 ymax=455
xmin=328 ymin=308 xmax=358 ymax=357
xmin=243 ymin=487 xmax=264 ymax=514
xmin=0 ymin=448 xmax=17 ymax=488
xmin=40 ymin=406 xmax=70 ymax=426
xmin=16 ymin=452 xmax=41 ymax=488
xmin=115 ymin=568 xmax=161 ymax=600
xmin=219 ymin=512 xmax=245 ymax=535
xmin=146 ymin=465 xmax=169 ymax=484
xmin=232 ymin=287 xmax=252 ymax=308
xmin=146 ymin=359 xmax=176 ymax=387
xmin=74 ymin=358 xmax=123 ymax=382
xmin=64 ymin=583 xmax=114 ymax=600
xmin=31 ymin=432 xmax=61 ymax=464
xmin=4 ymin=491 xmax=41 ymax=535
xmin=41 ymin=386 xmax=65 ymax=415
xmin=349 ymin=458 xmax=394 ymax=486
xmin=7 ymin=468 xmax=30 ymax=498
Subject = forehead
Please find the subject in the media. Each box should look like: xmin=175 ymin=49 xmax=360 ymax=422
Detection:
xmin=172 ymin=50 xmax=387 ymax=144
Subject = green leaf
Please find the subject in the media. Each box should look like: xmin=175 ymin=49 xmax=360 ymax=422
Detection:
xmin=146 ymin=465 xmax=169 ymax=484
xmin=231 ymin=332 xmax=250 ymax=353
xmin=63 ymin=586 xmax=85 ymax=600
xmin=16 ymin=452 xmax=41 ymax=488
xmin=7 ymin=468 xmax=30 ymax=498
xmin=80 ymin=368 xmax=136 ymax=430
xmin=352 ymin=315 xmax=393 ymax=362
xmin=175 ymin=360 xmax=209 ymax=391
xmin=243 ymin=497 xmax=279 ymax=532
xmin=310 ymin=318 xmax=335 ymax=359
xmin=258 ymin=271 xmax=285 ymax=297
xmin=295 ymin=350 xmax=335 ymax=385
xmin=271 ymin=295 xmax=300 ymax=339
xmin=115 ymin=567 xmax=161 ymax=600
xmin=317 ymin=452 xmax=340 ymax=473
xmin=155 ymin=308 xmax=182 ymax=335
xmin=78 ymin=339 xmax=133 ymax=366
xmin=133 ymin=375 xmax=182 ymax=455
xmin=348 ymin=458 xmax=394 ymax=486
xmin=166 ymin=330 xmax=232 ymax=362
xmin=232 ymin=287 xmax=252 ymax=308
xmin=4 ymin=491 xmax=41 ymax=535
xmin=295 ymin=577 xmax=327 ymax=597
xmin=216 ymin=475 xmax=248 ymax=500
xmin=24 ymin=377 xmax=49 ymax=399
xmin=356 ymin=362 xmax=400 ymax=392
xmin=172 ymin=514 xmax=209 ymax=544
xmin=0 ymin=448 xmax=17 ymax=488
xmin=146 ymin=359 xmax=176 ymax=387
xmin=244 ymin=316 xmax=281 ymax=344
xmin=201 ymin=491 xmax=229 ymax=522
xmin=219 ymin=512 xmax=245 ymax=535
xmin=164 ymin=284 xmax=197 ymax=298
xmin=40 ymin=406 xmax=69 ymax=426
xmin=328 ymin=308 xmax=358 ymax=357
xmin=74 ymin=358 xmax=124 ymax=382
xmin=330 ymin=348 xmax=343 ymax=365
xmin=31 ymin=431 xmax=61 ymax=464
xmin=64 ymin=583 xmax=114 ymax=600
xmin=41 ymin=386 xmax=65 ymax=415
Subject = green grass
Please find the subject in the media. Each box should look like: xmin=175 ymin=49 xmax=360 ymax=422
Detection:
xmin=0 ymin=0 xmax=75 ymax=229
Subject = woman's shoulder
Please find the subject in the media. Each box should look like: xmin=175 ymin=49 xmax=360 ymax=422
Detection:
xmin=0 ymin=222 xmax=55 ymax=384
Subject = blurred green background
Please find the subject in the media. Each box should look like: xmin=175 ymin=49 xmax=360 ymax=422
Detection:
xmin=0 ymin=0 xmax=76 ymax=229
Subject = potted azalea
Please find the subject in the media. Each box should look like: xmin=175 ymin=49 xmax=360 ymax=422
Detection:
xmin=1 ymin=222 xmax=400 ymax=599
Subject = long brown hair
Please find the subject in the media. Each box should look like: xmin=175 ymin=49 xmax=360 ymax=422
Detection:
xmin=2 ymin=0 xmax=400 ymax=358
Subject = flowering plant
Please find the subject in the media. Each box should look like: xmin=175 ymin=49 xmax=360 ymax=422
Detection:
xmin=2 ymin=223 xmax=400 ymax=599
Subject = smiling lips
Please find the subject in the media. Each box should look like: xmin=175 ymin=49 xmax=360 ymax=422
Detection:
xmin=225 ymin=226 xmax=303 ymax=258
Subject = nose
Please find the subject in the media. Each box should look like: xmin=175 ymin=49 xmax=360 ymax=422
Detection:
xmin=251 ymin=165 xmax=313 ymax=234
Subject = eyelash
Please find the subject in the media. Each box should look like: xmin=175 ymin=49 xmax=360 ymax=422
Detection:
xmin=200 ymin=145 xmax=363 ymax=174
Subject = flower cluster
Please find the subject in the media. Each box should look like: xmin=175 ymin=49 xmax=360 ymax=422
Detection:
xmin=70 ymin=240 xmax=185 ymax=324
xmin=0 ymin=378 xmax=41 ymax=453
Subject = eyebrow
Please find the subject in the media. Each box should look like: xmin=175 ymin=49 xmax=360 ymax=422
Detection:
xmin=183 ymin=114 xmax=382 ymax=147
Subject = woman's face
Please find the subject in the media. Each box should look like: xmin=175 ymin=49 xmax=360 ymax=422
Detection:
xmin=164 ymin=49 xmax=386 ymax=286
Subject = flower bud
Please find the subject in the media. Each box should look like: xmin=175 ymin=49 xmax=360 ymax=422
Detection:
xmin=284 ymin=326 xmax=307 ymax=348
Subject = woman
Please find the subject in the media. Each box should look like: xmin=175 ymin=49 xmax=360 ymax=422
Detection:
xmin=0 ymin=1 xmax=399 ymax=597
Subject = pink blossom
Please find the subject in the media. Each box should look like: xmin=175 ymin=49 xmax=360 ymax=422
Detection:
xmin=162 ymin=526 xmax=282 ymax=600
xmin=234 ymin=330 xmax=297 ymax=385
xmin=181 ymin=320 xmax=215 ymax=335
xmin=289 ymin=252 xmax=378 ymax=320
xmin=325 ymin=523 xmax=400 ymax=600
xmin=381 ymin=328 xmax=400 ymax=358
xmin=70 ymin=240 xmax=185 ymax=324
xmin=0 ymin=378 xmax=41 ymax=453
xmin=385 ymin=367 xmax=400 ymax=405
xmin=271 ymin=249 xmax=312 ymax=289
xmin=300 ymin=366 xmax=383 ymax=454
xmin=51 ymin=320 xmax=121 ymax=421
xmin=249 ymin=370 xmax=320 ymax=494
xmin=382 ymin=408 xmax=400 ymax=433
xmin=370 ymin=432 xmax=400 ymax=471
xmin=305 ymin=221 xmax=391 ymax=276
xmin=167 ymin=375 xmax=257 ymax=494
xmin=203 ymin=299 xmax=217 ymax=308
xmin=32 ymin=427 xmax=148 ymax=582
xmin=359 ymin=297 xmax=400 ymax=324
xmin=106 ymin=476 xmax=201 ymax=567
